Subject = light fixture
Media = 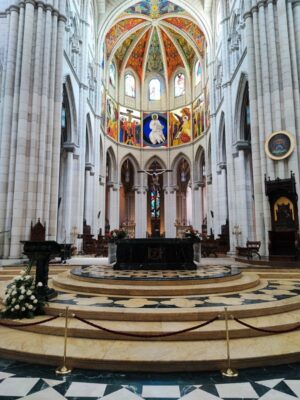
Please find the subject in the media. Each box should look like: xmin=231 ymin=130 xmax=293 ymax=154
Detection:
xmin=180 ymin=159 xmax=186 ymax=182
xmin=125 ymin=159 xmax=130 ymax=183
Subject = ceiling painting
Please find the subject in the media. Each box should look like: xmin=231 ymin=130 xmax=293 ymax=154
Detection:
xmin=114 ymin=27 xmax=146 ymax=70
xmin=163 ymin=17 xmax=205 ymax=54
xmin=126 ymin=30 xmax=150 ymax=80
xmin=146 ymin=28 xmax=164 ymax=73
xmin=124 ymin=0 xmax=185 ymax=18
xmin=163 ymin=26 xmax=196 ymax=66
xmin=160 ymin=30 xmax=184 ymax=79
xmin=106 ymin=18 xmax=145 ymax=58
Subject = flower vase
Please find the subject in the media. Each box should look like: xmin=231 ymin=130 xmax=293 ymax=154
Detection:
xmin=108 ymin=242 xmax=117 ymax=263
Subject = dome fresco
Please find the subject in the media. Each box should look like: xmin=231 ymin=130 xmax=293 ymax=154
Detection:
xmin=104 ymin=0 xmax=210 ymax=148
xmin=105 ymin=0 xmax=206 ymax=80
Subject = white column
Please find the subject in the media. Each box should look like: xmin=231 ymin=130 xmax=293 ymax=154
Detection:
xmin=109 ymin=185 xmax=119 ymax=230
xmin=164 ymin=187 xmax=176 ymax=238
xmin=192 ymin=185 xmax=202 ymax=232
xmin=134 ymin=186 xmax=147 ymax=238
xmin=0 ymin=6 xmax=19 ymax=257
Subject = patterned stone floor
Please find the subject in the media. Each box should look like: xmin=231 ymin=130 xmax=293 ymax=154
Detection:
xmin=1 ymin=358 xmax=300 ymax=399
xmin=50 ymin=280 xmax=300 ymax=308
xmin=71 ymin=265 xmax=239 ymax=281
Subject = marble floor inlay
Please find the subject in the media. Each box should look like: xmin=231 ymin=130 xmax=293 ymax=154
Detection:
xmin=1 ymin=359 xmax=300 ymax=399
xmin=50 ymin=280 xmax=300 ymax=309
xmin=71 ymin=265 xmax=240 ymax=281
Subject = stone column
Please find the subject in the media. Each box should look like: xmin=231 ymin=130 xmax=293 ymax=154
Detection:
xmin=1 ymin=5 xmax=24 ymax=258
xmin=244 ymin=1 xmax=266 ymax=253
xmin=164 ymin=186 xmax=176 ymax=238
xmin=109 ymin=184 xmax=120 ymax=230
xmin=134 ymin=186 xmax=147 ymax=238
xmin=192 ymin=184 xmax=202 ymax=232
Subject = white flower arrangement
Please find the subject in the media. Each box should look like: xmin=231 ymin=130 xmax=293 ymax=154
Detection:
xmin=1 ymin=271 xmax=47 ymax=319
xmin=184 ymin=227 xmax=201 ymax=242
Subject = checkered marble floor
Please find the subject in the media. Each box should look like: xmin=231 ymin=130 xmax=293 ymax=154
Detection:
xmin=1 ymin=359 xmax=300 ymax=399
xmin=51 ymin=279 xmax=300 ymax=309
xmin=72 ymin=265 xmax=237 ymax=281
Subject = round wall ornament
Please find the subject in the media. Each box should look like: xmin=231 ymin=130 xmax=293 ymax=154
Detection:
xmin=265 ymin=130 xmax=295 ymax=161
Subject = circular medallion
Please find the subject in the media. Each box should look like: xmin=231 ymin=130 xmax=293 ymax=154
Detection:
xmin=265 ymin=130 xmax=295 ymax=160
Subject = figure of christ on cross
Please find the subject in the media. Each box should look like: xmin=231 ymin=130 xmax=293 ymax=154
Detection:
xmin=138 ymin=161 xmax=172 ymax=191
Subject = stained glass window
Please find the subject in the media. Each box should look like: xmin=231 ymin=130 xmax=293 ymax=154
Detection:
xmin=125 ymin=74 xmax=135 ymax=97
xmin=109 ymin=62 xmax=116 ymax=87
xmin=175 ymin=73 xmax=185 ymax=97
xmin=149 ymin=78 xmax=161 ymax=101
xmin=150 ymin=190 xmax=160 ymax=218
xmin=195 ymin=60 xmax=202 ymax=86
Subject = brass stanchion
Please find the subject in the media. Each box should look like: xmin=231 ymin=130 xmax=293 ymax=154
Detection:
xmin=56 ymin=306 xmax=72 ymax=375
xmin=221 ymin=307 xmax=238 ymax=377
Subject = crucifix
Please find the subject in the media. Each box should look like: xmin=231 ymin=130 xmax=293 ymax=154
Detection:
xmin=138 ymin=161 xmax=172 ymax=191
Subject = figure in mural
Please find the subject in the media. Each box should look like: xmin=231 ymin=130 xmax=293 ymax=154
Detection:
xmin=149 ymin=114 xmax=166 ymax=144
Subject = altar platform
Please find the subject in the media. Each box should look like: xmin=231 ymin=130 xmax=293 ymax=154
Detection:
xmin=1 ymin=258 xmax=300 ymax=372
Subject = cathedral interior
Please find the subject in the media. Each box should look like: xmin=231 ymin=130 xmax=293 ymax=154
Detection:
xmin=1 ymin=0 xmax=300 ymax=399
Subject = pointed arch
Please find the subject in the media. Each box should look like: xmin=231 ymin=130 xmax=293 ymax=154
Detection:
xmin=63 ymin=75 xmax=78 ymax=143
xmin=234 ymin=72 xmax=249 ymax=143
xmin=86 ymin=113 xmax=93 ymax=164
xmin=106 ymin=146 xmax=117 ymax=182
xmin=119 ymin=153 xmax=140 ymax=186
xmin=218 ymin=111 xmax=226 ymax=165
xmin=170 ymin=152 xmax=191 ymax=186
xmin=194 ymin=145 xmax=205 ymax=182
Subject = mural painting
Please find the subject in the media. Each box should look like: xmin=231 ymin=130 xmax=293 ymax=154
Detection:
xmin=119 ymin=106 xmax=141 ymax=147
xmin=106 ymin=95 xmax=118 ymax=141
xmin=169 ymin=106 xmax=192 ymax=146
xmin=143 ymin=112 xmax=168 ymax=148
xmin=193 ymin=94 xmax=205 ymax=139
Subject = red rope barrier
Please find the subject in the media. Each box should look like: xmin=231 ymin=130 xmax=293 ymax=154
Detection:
xmin=0 ymin=315 xmax=60 ymax=328
xmin=74 ymin=315 xmax=219 ymax=338
xmin=234 ymin=317 xmax=300 ymax=334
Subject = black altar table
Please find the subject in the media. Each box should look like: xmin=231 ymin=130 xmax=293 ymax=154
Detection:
xmin=113 ymin=238 xmax=197 ymax=270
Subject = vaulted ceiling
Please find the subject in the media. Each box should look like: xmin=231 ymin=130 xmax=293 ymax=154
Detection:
xmin=105 ymin=0 xmax=207 ymax=82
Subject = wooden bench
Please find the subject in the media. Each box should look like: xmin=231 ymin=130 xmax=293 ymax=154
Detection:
xmin=236 ymin=241 xmax=261 ymax=259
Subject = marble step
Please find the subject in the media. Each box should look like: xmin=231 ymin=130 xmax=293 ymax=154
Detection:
xmin=52 ymin=271 xmax=260 ymax=296
xmin=5 ymin=309 xmax=300 ymax=341
xmin=45 ymin=285 xmax=300 ymax=321
xmin=1 ymin=325 xmax=300 ymax=372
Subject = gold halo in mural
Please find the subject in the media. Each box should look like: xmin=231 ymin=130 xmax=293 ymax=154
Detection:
xmin=265 ymin=130 xmax=296 ymax=161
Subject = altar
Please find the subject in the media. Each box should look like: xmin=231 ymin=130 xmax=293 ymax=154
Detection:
xmin=114 ymin=238 xmax=197 ymax=270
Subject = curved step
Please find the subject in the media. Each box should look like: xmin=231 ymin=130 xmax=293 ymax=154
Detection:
xmin=1 ymin=325 xmax=300 ymax=371
xmin=4 ymin=308 xmax=300 ymax=341
xmin=52 ymin=271 xmax=260 ymax=296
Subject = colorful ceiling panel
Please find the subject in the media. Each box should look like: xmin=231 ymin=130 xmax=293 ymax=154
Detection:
xmin=106 ymin=18 xmax=145 ymax=58
xmin=163 ymin=26 xmax=196 ymax=66
xmin=114 ymin=27 xmax=145 ymax=70
xmin=163 ymin=17 xmax=205 ymax=54
xmin=146 ymin=29 xmax=164 ymax=73
xmin=126 ymin=30 xmax=150 ymax=80
xmin=160 ymin=30 xmax=184 ymax=79
xmin=106 ymin=1 xmax=206 ymax=85
xmin=124 ymin=0 xmax=185 ymax=18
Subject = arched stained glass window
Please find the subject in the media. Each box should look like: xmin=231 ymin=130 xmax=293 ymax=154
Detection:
xmin=151 ymin=189 xmax=160 ymax=218
xmin=195 ymin=60 xmax=202 ymax=86
xmin=125 ymin=74 xmax=136 ymax=98
xmin=174 ymin=73 xmax=185 ymax=97
xmin=149 ymin=78 xmax=161 ymax=101
xmin=109 ymin=62 xmax=116 ymax=87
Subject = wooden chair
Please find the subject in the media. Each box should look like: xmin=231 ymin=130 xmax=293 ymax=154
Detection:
xmin=246 ymin=241 xmax=261 ymax=259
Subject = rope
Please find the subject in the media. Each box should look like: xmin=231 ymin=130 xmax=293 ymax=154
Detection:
xmin=0 ymin=315 xmax=60 ymax=328
xmin=234 ymin=317 xmax=300 ymax=334
xmin=74 ymin=315 xmax=219 ymax=338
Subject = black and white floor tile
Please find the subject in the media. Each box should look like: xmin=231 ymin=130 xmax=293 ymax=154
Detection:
xmin=50 ymin=280 xmax=300 ymax=309
xmin=1 ymin=359 xmax=300 ymax=399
